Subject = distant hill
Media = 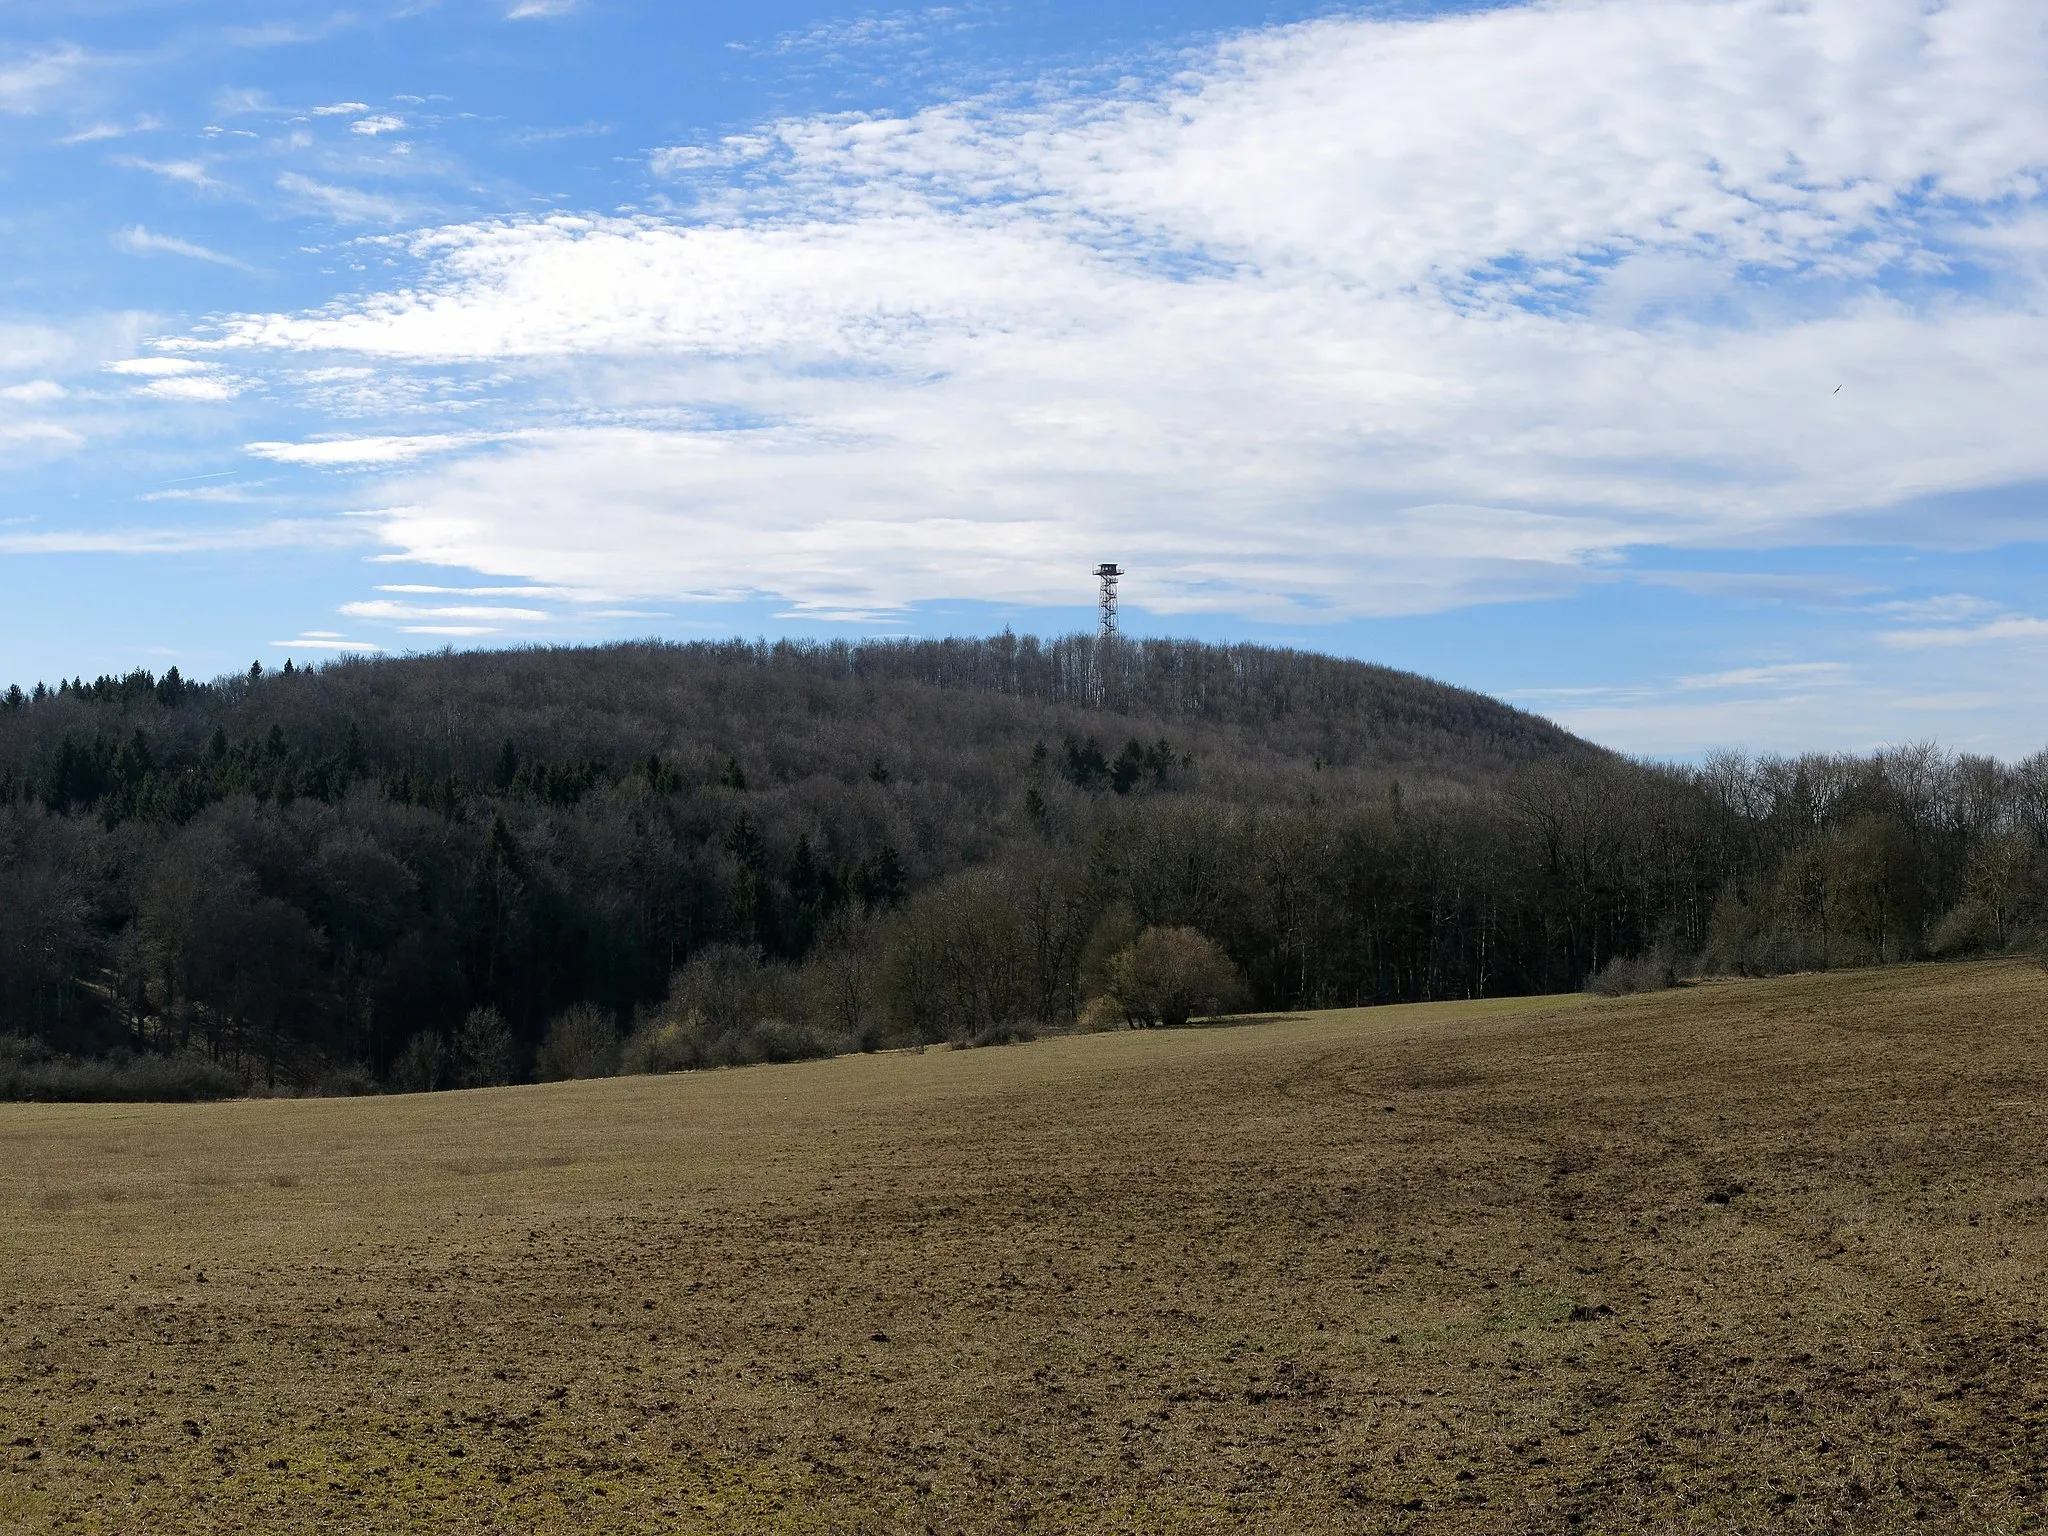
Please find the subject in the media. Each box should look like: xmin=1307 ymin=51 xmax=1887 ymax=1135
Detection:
xmin=0 ymin=635 xmax=1599 ymax=1081
xmin=2 ymin=634 xmax=1593 ymax=817
xmin=3 ymin=635 xmax=2025 ymax=1097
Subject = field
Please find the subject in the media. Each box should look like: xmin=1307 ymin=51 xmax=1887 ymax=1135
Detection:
xmin=6 ymin=963 xmax=2048 ymax=1533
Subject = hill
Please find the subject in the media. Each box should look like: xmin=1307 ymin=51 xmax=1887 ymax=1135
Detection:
xmin=2 ymin=634 xmax=2044 ymax=1095
xmin=4 ymin=961 xmax=2044 ymax=1530
xmin=0 ymin=635 xmax=1587 ymax=820
xmin=0 ymin=637 xmax=1597 ymax=1082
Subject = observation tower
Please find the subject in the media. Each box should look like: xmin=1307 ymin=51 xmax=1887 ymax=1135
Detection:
xmin=1095 ymin=563 xmax=1123 ymax=641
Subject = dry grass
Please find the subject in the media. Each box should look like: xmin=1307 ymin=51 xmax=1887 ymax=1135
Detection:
xmin=4 ymin=963 xmax=2048 ymax=1532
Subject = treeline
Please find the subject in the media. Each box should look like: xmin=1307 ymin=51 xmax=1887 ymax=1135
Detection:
xmin=0 ymin=637 xmax=2040 ymax=1097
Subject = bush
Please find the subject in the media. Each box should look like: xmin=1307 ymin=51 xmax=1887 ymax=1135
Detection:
xmin=666 ymin=945 xmax=771 ymax=1038
xmin=390 ymin=1031 xmax=449 ymax=1093
xmin=956 ymin=1020 xmax=1038 ymax=1049
xmin=1927 ymin=899 xmax=2001 ymax=959
xmin=619 ymin=1016 xmax=697 ymax=1075
xmin=535 ymin=1003 xmax=620 ymax=1080
xmin=456 ymin=1006 xmax=514 ymax=1087
xmin=806 ymin=914 xmax=884 ymax=1048
xmin=1106 ymin=927 xmax=1245 ymax=1028
xmin=649 ymin=946 xmax=827 ymax=1069
xmin=307 ymin=1064 xmax=379 ymax=1098
xmin=882 ymin=863 xmax=1088 ymax=1043
xmin=1079 ymin=904 xmax=1142 ymax=1003
xmin=0 ymin=1035 xmax=240 ymax=1102
xmin=1076 ymin=994 xmax=1128 ymax=1032
xmin=701 ymin=1017 xmax=835 ymax=1068
xmin=1587 ymin=945 xmax=1679 ymax=996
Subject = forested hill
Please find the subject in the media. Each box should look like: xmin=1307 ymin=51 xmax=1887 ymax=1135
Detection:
xmin=0 ymin=636 xmax=1593 ymax=1085
xmin=0 ymin=635 xmax=1590 ymax=820
xmin=17 ymin=635 xmax=2038 ymax=1101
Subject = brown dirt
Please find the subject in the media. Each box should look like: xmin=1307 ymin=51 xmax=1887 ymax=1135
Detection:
xmin=4 ymin=964 xmax=2048 ymax=1532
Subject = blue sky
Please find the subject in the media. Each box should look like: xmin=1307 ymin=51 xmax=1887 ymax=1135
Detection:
xmin=3 ymin=0 xmax=2048 ymax=759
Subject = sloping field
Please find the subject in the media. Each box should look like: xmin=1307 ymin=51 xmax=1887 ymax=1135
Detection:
xmin=5 ymin=965 xmax=2048 ymax=1533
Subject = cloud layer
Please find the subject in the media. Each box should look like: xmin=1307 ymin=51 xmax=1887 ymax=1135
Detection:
xmin=176 ymin=0 xmax=2048 ymax=622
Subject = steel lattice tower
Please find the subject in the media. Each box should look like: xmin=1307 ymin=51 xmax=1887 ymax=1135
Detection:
xmin=1095 ymin=563 xmax=1123 ymax=641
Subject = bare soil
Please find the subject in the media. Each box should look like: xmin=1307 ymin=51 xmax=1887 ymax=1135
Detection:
xmin=5 ymin=963 xmax=2048 ymax=1532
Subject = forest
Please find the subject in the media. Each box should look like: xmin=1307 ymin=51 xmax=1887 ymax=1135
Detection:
xmin=1 ymin=634 xmax=2043 ymax=1097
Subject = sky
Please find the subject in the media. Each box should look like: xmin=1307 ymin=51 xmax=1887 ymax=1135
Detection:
xmin=2 ymin=0 xmax=2047 ymax=761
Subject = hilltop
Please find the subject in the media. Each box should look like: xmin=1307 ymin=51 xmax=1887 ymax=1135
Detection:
xmin=0 ymin=635 xmax=1589 ymax=820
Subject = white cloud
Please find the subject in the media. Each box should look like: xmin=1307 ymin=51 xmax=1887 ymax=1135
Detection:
xmin=1675 ymin=662 xmax=1852 ymax=692
xmin=375 ymin=583 xmax=572 ymax=597
xmin=179 ymin=0 xmax=2048 ymax=620
xmin=60 ymin=116 xmax=161 ymax=146
xmin=340 ymin=600 xmax=551 ymax=621
xmin=106 ymin=357 xmax=245 ymax=401
xmin=507 ymin=0 xmax=580 ymax=17
xmin=312 ymin=102 xmax=370 ymax=116
xmin=226 ymin=17 xmax=352 ymax=48
xmin=1635 ymin=570 xmax=1883 ymax=604
xmin=271 ymin=633 xmax=383 ymax=651
xmin=117 ymin=157 xmax=219 ymax=190
xmin=0 ymin=520 xmax=358 ymax=555
xmin=775 ymin=12 xmax=937 ymax=56
xmin=1518 ymin=662 xmax=2032 ymax=757
xmin=1880 ymin=615 xmax=2048 ymax=648
xmin=0 ymin=420 xmax=82 ymax=450
xmin=337 ymin=596 xmax=555 ymax=636
xmin=351 ymin=114 xmax=406 ymax=136
xmin=139 ymin=376 xmax=244 ymax=402
xmin=0 ymin=322 xmax=92 ymax=373
xmin=506 ymin=121 xmax=611 ymax=146
xmin=275 ymin=171 xmax=409 ymax=223
xmin=245 ymin=433 xmax=486 ymax=466
xmin=106 ymin=357 xmax=210 ymax=377
xmin=0 ymin=45 xmax=85 ymax=116
xmin=0 ymin=381 xmax=65 ymax=404
xmin=1870 ymin=593 xmax=2003 ymax=622
xmin=140 ymin=484 xmax=264 ymax=504
xmin=113 ymin=225 xmax=252 ymax=269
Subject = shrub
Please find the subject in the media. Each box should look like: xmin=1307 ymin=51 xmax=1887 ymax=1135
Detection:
xmin=1929 ymin=900 xmax=1998 ymax=959
xmin=456 ymin=1006 xmax=515 ymax=1087
xmin=957 ymin=1020 xmax=1037 ymax=1049
xmin=882 ymin=862 xmax=1088 ymax=1043
xmin=0 ymin=1036 xmax=240 ymax=1102
xmin=1076 ymin=994 xmax=1128 ymax=1032
xmin=666 ymin=945 xmax=770 ymax=1038
xmin=307 ymin=1064 xmax=379 ymax=1098
xmin=1106 ymin=927 xmax=1245 ymax=1028
xmin=619 ymin=1017 xmax=697 ymax=1075
xmin=1078 ymin=904 xmax=1142 ymax=1003
xmin=1587 ymin=945 xmax=1679 ymax=996
xmin=652 ymin=946 xmax=818 ymax=1065
xmin=701 ymin=1017 xmax=835 ymax=1068
xmin=390 ymin=1031 xmax=449 ymax=1093
xmin=536 ymin=1003 xmax=619 ymax=1080
xmin=806 ymin=914 xmax=884 ymax=1048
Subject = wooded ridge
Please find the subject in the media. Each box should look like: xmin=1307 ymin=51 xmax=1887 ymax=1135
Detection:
xmin=0 ymin=635 xmax=2039 ymax=1096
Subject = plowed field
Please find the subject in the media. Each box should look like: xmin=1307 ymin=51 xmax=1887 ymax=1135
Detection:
xmin=6 ymin=963 xmax=2048 ymax=1532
